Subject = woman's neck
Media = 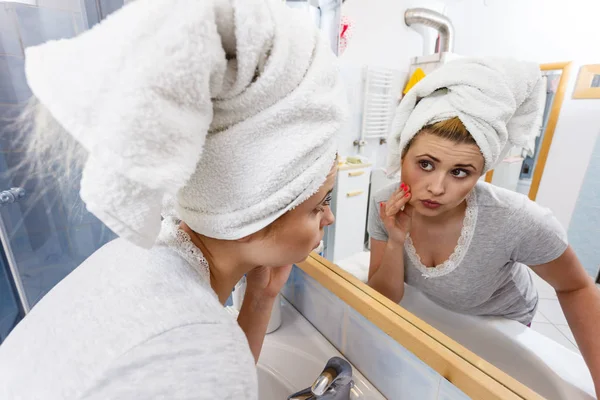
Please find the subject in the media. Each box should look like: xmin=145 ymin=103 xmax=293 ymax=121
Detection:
xmin=180 ymin=223 xmax=254 ymax=304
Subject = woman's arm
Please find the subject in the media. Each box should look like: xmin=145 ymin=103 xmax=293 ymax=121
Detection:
xmin=368 ymin=238 xmax=406 ymax=302
xmin=530 ymin=246 xmax=600 ymax=396
xmin=237 ymin=291 xmax=277 ymax=363
xmin=367 ymin=184 xmax=413 ymax=303
xmin=237 ymin=265 xmax=292 ymax=363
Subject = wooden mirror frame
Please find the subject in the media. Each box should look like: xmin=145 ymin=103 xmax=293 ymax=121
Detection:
xmin=485 ymin=62 xmax=573 ymax=200
xmin=296 ymin=254 xmax=545 ymax=399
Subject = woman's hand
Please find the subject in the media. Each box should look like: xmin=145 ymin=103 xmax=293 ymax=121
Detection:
xmin=380 ymin=182 xmax=413 ymax=244
xmin=238 ymin=265 xmax=292 ymax=363
xmin=245 ymin=264 xmax=293 ymax=300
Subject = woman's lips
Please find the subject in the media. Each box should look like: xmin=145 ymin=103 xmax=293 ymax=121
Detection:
xmin=421 ymin=200 xmax=442 ymax=209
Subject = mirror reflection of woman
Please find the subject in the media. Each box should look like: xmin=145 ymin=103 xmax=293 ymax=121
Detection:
xmin=368 ymin=58 xmax=600 ymax=396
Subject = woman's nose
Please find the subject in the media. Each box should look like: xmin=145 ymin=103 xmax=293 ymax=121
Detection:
xmin=427 ymin=174 xmax=446 ymax=196
xmin=321 ymin=207 xmax=335 ymax=228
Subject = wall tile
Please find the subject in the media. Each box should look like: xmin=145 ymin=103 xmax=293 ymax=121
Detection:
xmin=0 ymin=5 xmax=23 ymax=56
xmin=0 ymin=0 xmax=117 ymax=316
xmin=283 ymin=266 xmax=345 ymax=350
xmin=90 ymin=221 xmax=117 ymax=249
xmin=14 ymin=4 xmax=77 ymax=48
xmin=73 ymin=11 xmax=85 ymax=33
xmin=438 ymin=378 xmax=471 ymax=400
xmin=37 ymin=0 xmax=82 ymax=12
xmin=0 ymin=309 xmax=19 ymax=342
xmin=98 ymin=0 xmax=123 ymax=17
xmin=0 ymin=255 xmax=21 ymax=342
xmin=66 ymin=224 xmax=98 ymax=263
xmin=568 ymin=134 xmax=600 ymax=277
xmin=82 ymin=0 xmax=100 ymax=28
xmin=0 ymin=55 xmax=30 ymax=103
xmin=6 ymin=228 xmax=76 ymax=306
xmin=0 ymin=103 xmax=23 ymax=153
xmin=344 ymin=310 xmax=442 ymax=399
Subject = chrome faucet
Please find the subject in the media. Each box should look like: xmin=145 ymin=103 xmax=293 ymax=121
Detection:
xmin=288 ymin=357 xmax=354 ymax=400
xmin=0 ymin=188 xmax=26 ymax=206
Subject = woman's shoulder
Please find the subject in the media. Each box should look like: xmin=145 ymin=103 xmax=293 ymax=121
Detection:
xmin=474 ymin=181 xmax=533 ymax=211
xmin=473 ymin=181 xmax=559 ymax=224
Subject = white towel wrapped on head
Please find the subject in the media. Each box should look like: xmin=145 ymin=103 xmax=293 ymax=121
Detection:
xmin=24 ymin=0 xmax=347 ymax=248
xmin=388 ymin=58 xmax=546 ymax=174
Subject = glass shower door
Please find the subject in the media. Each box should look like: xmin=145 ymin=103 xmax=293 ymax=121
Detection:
xmin=0 ymin=0 xmax=123 ymax=343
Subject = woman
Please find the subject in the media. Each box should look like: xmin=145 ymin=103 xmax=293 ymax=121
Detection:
xmin=0 ymin=0 xmax=346 ymax=398
xmin=367 ymin=58 xmax=600 ymax=395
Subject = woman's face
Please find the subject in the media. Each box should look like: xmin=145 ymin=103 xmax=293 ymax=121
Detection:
xmin=401 ymin=132 xmax=484 ymax=217
xmin=252 ymin=165 xmax=337 ymax=266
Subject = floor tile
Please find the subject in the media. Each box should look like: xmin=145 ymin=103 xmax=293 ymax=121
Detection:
xmin=555 ymin=324 xmax=578 ymax=348
xmin=531 ymin=311 xmax=549 ymax=323
xmin=531 ymin=322 xmax=579 ymax=353
xmin=537 ymin=298 xmax=568 ymax=325
xmin=531 ymin=272 xmax=557 ymax=299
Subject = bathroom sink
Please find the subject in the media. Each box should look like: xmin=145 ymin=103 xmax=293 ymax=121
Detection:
xmin=257 ymin=364 xmax=296 ymax=400
xmin=254 ymin=298 xmax=385 ymax=400
xmin=337 ymin=251 xmax=596 ymax=400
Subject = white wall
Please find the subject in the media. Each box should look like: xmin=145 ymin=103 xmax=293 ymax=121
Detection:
xmin=445 ymin=0 xmax=600 ymax=228
xmin=339 ymin=0 xmax=447 ymax=168
xmin=340 ymin=0 xmax=423 ymax=70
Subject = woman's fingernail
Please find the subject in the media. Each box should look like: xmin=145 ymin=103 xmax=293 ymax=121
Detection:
xmin=401 ymin=182 xmax=406 ymax=189
xmin=405 ymin=193 xmax=410 ymax=197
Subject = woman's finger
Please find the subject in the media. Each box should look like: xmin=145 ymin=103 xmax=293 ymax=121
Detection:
xmin=386 ymin=191 xmax=411 ymax=217
xmin=391 ymin=182 xmax=409 ymax=198
xmin=389 ymin=183 xmax=410 ymax=205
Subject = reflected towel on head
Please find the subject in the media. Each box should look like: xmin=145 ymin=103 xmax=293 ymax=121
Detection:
xmin=24 ymin=0 xmax=347 ymax=248
xmin=388 ymin=57 xmax=545 ymax=173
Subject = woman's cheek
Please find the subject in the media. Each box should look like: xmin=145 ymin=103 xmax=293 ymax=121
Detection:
xmin=403 ymin=163 xmax=424 ymax=190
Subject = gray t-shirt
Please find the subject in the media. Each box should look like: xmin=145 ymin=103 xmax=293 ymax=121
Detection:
xmin=368 ymin=181 xmax=568 ymax=325
xmin=0 ymin=237 xmax=257 ymax=399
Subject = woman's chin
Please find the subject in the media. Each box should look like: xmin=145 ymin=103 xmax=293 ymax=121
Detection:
xmin=414 ymin=202 xmax=445 ymax=216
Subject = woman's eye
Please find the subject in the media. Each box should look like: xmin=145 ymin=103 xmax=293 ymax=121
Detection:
xmin=419 ymin=160 xmax=433 ymax=171
xmin=315 ymin=193 xmax=333 ymax=213
xmin=452 ymin=169 xmax=469 ymax=178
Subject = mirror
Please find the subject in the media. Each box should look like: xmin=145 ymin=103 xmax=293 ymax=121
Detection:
xmin=315 ymin=1 xmax=600 ymax=399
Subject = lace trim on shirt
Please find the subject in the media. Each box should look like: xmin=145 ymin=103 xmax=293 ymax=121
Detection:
xmin=156 ymin=217 xmax=211 ymax=283
xmin=405 ymin=190 xmax=478 ymax=279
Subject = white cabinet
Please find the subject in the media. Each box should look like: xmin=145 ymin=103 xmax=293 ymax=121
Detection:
xmin=324 ymin=164 xmax=372 ymax=263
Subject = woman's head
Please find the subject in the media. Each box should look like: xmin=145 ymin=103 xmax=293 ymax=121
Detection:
xmin=400 ymin=117 xmax=484 ymax=217
xmin=18 ymin=0 xmax=347 ymax=249
xmin=234 ymin=164 xmax=337 ymax=267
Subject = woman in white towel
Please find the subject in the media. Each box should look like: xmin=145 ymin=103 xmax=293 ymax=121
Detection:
xmin=0 ymin=0 xmax=347 ymax=399
xmin=367 ymin=58 xmax=600 ymax=394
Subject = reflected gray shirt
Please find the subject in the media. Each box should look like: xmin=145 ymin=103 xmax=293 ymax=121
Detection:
xmin=0 ymin=232 xmax=257 ymax=399
xmin=368 ymin=181 xmax=568 ymax=325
